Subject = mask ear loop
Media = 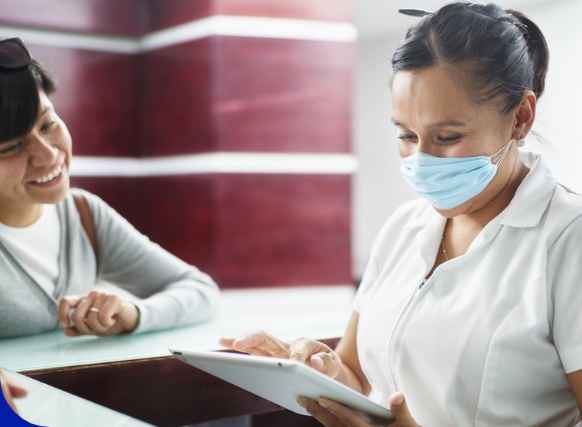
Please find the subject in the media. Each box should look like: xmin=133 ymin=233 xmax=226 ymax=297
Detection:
xmin=490 ymin=139 xmax=515 ymax=166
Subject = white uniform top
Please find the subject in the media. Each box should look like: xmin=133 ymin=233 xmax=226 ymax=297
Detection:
xmin=354 ymin=151 xmax=582 ymax=427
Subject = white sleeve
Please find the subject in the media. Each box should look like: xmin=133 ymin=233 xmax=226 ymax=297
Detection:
xmin=353 ymin=255 xmax=379 ymax=314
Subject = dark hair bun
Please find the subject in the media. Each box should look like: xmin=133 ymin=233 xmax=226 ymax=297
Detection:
xmin=506 ymin=9 xmax=549 ymax=99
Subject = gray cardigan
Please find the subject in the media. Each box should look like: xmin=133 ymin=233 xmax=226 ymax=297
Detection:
xmin=0 ymin=190 xmax=220 ymax=338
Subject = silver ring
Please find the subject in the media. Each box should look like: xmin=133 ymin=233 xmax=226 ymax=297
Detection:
xmin=89 ymin=307 xmax=100 ymax=313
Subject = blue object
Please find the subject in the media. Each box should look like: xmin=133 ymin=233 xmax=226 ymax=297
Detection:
xmin=400 ymin=140 xmax=513 ymax=210
xmin=0 ymin=379 xmax=45 ymax=427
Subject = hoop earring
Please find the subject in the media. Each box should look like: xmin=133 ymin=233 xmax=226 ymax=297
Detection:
xmin=516 ymin=139 xmax=525 ymax=147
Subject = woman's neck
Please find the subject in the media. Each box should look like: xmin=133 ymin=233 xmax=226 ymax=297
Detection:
xmin=0 ymin=203 xmax=44 ymax=227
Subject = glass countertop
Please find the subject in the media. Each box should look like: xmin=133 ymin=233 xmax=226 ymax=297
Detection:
xmin=0 ymin=286 xmax=355 ymax=372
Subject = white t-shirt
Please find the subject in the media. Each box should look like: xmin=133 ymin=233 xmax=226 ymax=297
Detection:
xmin=0 ymin=204 xmax=60 ymax=296
xmin=354 ymin=151 xmax=582 ymax=426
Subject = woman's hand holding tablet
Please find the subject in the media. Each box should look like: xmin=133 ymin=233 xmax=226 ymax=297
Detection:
xmin=217 ymin=331 xmax=394 ymax=425
xmin=219 ymin=331 xmax=347 ymax=383
xmin=169 ymin=348 xmax=395 ymax=425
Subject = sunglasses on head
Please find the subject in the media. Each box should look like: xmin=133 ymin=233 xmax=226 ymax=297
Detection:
xmin=0 ymin=37 xmax=31 ymax=70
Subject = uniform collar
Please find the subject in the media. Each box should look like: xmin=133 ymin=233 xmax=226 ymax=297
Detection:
xmin=496 ymin=151 xmax=555 ymax=228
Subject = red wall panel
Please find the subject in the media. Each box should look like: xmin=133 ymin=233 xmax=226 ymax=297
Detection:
xmin=123 ymin=174 xmax=351 ymax=288
xmin=139 ymin=39 xmax=213 ymax=156
xmin=73 ymin=173 xmax=354 ymax=288
xmin=0 ymin=0 xmax=143 ymax=36
xmin=214 ymin=37 xmax=354 ymax=153
xmin=145 ymin=0 xmax=212 ymax=32
xmin=145 ymin=0 xmax=353 ymax=33
xmin=28 ymin=45 xmax=139 ymax=157
xmin=139 ymin=36 xmax=354 ymax=156
xmin=213 ymin=0 xmax=354 ymax=22
xmin=87 ymin=173 xmax=353 ymax=288
xmin=213 ymin=174 xmax=352 ymax=288
xmin=133 ymin=175 xmax=216 ymax=272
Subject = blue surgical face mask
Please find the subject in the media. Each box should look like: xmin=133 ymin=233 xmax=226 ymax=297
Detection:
xmin=400 ymin=139 xmax=514 ymax=210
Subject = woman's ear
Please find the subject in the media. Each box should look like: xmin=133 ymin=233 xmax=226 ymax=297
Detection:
xmin=512 ymin=90 xmax=537 ymax=139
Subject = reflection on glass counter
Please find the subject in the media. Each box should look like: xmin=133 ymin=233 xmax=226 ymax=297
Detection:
xmin=3 ymin=370 xmax=153 ymax=427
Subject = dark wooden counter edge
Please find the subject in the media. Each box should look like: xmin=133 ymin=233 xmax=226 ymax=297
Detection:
xmin=24 ymin=337 xmax=341 ymax=427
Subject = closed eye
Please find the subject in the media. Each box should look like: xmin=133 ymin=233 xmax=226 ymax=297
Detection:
xmin=41 ymin=120 xmax=57 ymax=132
xmin=398 ymin=134 xmax=417 ymax=142
xmin=0 ymin=140 xmax=25 ymax=156
xmin=437 ymin=134 xmax=462 ymax=145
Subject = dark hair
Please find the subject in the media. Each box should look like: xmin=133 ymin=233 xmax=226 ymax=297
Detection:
xmin=391 ymin=2 xmax=549 ymax=114
xmin=0 ymin=59 xmax=57 ymax=142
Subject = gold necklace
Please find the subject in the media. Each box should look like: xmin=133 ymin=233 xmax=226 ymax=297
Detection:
xmin=441 ymin=237 xmax=449 ymax=261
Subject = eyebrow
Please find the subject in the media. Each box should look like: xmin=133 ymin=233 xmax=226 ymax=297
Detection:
xmin=391 ymin=118 xmax=467 ymax=130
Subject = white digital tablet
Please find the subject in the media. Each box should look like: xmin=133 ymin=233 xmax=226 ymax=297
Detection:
xmin=169 ymin=348 xmax=394 ymax=424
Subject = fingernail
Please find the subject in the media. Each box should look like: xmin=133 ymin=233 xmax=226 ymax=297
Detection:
xmin=392 ymin=393 xmax=405 ymax=405
xmin=297 ymin=397 xmax=307 ymax=408
xmin=310 ymin=355 xmax=324 ymax=371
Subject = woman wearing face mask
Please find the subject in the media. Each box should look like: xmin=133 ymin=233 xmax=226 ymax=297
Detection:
xmin=220 ymin=3 xmax=582 ymax=426
xmin=0 ymin=38 xmax=220 ymax=340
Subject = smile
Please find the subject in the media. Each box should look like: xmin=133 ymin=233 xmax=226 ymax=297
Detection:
xmin=35 ymin=164 xmax=63 ymax=184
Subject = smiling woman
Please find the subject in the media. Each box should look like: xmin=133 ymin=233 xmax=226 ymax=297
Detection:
xmin=0 ymin=37 xmax=220 ymax=341
xmin=0 ymin=90 xmax=70 ymax=227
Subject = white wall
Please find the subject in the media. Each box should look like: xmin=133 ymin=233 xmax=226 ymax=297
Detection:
xmin=352 ymin=0 xmax=582 ymax=278
xmin=352 ymin=35 xmax=417 ymax=278
xmin=525 ymin=0 xmax=582 ymax=186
